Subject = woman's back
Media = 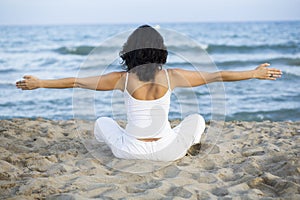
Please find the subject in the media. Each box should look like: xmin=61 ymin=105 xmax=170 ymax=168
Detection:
xmin=124 ymin=69 xmax=172 ymax=139
xmin=125 ymin=69 xmax=170 ymax=100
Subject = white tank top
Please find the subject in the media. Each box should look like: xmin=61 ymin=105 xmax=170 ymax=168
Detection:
xmin=124 ymin=69 xmax=172 ymax=139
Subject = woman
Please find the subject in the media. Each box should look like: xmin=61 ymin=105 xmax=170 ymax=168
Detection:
xmin=16 ymin=25 xmax=282 ymax=161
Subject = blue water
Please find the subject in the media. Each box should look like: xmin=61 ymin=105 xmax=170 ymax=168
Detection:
xmin=0 ymin=21 xmax=299 ymax=121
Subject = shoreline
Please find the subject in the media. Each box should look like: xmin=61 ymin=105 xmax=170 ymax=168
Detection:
xmin=0 ymin=118 xmax=299 ymax=199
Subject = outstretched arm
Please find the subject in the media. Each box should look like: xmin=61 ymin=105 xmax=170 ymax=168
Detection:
xmin=170 ymin=63 xmax=282 ymax=88
xmin=16 ymin=72 xmax=125 ymax=91
xmin=217 ymin=63 xmax=282 ymax=82
xmin=16 ymin=76 xmax=76 ymax=90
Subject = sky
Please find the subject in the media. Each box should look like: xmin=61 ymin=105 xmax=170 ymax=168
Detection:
xmin=0 ymin=0 xmax=299 ymax=25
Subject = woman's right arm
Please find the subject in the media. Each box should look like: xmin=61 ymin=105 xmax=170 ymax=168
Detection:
xmin=16 ymin=72 xmax=125 ymax=91
xmin=16 ymin=75 xmax=75 ymax=90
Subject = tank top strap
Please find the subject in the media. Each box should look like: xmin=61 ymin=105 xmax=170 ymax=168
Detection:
xmin=164 ymin=69 xmax=171 ymax=90
xmin=124 ymin=72 xmax=129 ymax=90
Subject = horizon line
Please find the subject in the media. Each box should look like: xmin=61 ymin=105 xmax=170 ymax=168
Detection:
xmin=0 ymin=19 xmax=299 ymax=27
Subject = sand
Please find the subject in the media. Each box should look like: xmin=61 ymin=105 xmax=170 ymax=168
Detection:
xmin=0 ymin=118 xmax=299 ymax=199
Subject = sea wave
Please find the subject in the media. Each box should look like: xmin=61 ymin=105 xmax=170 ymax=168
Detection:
xmin=0 ymin=68 xmax=17 ymax=73
xmin=226 ymin=108 xmax=300 ymax=121
xmin=165 ymin=57 xmax=300 ymax=68
xmin=54 ymin=46 xmax=95 ymax=55
xmin=167 ymin=44 xmax=209 ymax=52
xmin=76 ymin=57 xmax=300 ymax=79
xmin=54 ymin=45 xmax=121 ymax=56
xmin=215 ymin=57 xmax=300 ymax=67
xmin=53 ymin=44 xmax=208 ymax=56
xmin=53 ymin=42 xmax=300 ymax=56
xmin=207 ymin=43 xmax=300 ymax=54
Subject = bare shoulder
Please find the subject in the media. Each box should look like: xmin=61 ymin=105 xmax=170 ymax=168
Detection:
xmin=167 ymin=68 xmax=181 ymax=73
xmin=102 ymin=71 xmax=126 ymax=79
xmin=167 ymin=68 xmax=192 ymax=76
xmin=110 ymin=71 xmax=127 ymax=91
xmin=108 ymin=71 xmax=126 ymax=76
xmin=166 ymin=68 xmax=182 ymax=78
xmin=166 ymin=68 xmax=209 ymax=88
xmin=167 ymin=68 xmax=195 ymax=80
xmin=166 ymin=68 xmax=188 ymax=89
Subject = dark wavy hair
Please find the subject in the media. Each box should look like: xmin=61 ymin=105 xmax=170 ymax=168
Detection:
xmin=120 ymin=25 xmax=168 ymax=81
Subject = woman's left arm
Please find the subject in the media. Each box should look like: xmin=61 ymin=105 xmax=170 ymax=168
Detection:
xmin=170 ymin=63 xmax=282 ymax=89
xmin=218 ymin=63 xmax=282 ymax=82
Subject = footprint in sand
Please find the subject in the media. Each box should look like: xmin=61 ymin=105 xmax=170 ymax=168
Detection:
xmin=165 ymin=186 xmax=193 ymax=199
xmin=187 ymin=143 xmax=220 ymax=156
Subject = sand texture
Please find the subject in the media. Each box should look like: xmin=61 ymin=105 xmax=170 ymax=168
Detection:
xmin=0 ymin=118 xmax=300 ymax=199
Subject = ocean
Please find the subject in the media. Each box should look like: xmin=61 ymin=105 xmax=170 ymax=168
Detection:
xmin=0 ymin=21 xmax=299 ymax=121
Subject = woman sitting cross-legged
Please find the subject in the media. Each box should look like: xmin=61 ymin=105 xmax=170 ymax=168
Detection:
xmin=16 ymin=25 xmax=282 ymax=161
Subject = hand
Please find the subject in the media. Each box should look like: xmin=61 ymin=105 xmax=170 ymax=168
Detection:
xmin=253 ymin=63 xmax=282 ymax=80
xmin=16 ymin=75 xmax=41 ymax=90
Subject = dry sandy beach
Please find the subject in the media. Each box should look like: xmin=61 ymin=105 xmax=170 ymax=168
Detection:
xmin=0 ymin=118 xmax=299 ymax=199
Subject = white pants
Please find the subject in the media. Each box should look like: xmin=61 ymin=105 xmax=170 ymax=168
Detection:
xmin=94 ymin=114 xmax=205 ymax=161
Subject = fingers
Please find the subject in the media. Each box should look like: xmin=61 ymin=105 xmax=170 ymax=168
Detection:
xmin=268 ymin=68 xmax=282 ymax=73
xmin=259 ymin=63 xmax=282 ymax=75
xmin=16 ymin=80 xmax=27 ymax=84
xmin=265 ymin=73 xmax=281 ymax=80
xmin=257 ymin=63 xmax=282 ymax=80
xmin=16 ymin=75 xmax=29 ymax=89
xmin=267 ymin=76 xmax=280 ymax=80
xmin=267 ymin=68 xmax=282 ymax=80
xmin=16 ymin=81 xmax=26 ymax=89
xmin=16 ymin=75 xmax=37 ymax=90
xmin=268 ymin=70 xmax=282 ymax=76
xmin=16 ymin=79 xmax=29 ymax=89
